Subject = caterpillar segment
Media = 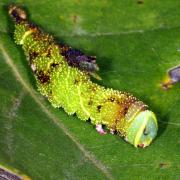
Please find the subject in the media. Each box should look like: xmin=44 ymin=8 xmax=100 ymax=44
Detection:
xmin=9 ymin=5 xmax=158 ymax=148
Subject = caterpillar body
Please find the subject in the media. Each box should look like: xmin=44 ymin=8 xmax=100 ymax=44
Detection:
xmin=9 ymin=5 xmax=158 ymax=148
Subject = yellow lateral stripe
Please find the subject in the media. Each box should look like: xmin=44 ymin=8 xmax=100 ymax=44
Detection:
xmin=152 ymin=112 xmax=158 ymax=128
xmin=78 ymin=85 xmax=90 ymax=118
xmin=20 ymin=30 xmax=33 ymax=44
xmin=134 ymin=114 xmax=148 ymax=147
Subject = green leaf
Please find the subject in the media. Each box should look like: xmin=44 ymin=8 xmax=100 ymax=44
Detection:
xmin=0 ymin=1 xmax=179 ymax=179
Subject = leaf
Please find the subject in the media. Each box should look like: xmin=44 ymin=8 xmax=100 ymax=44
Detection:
xmin=0 ymin=1 xmax=180 ymax=179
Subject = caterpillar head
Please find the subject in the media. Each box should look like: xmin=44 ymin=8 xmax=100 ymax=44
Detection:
xmin=125 ymin=110 xmax=158 ymax=148
xmin=8 ymin=5 xmax=27 ymax=23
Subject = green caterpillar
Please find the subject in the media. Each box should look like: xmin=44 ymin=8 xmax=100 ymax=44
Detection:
xmin=9 ymin=5 xmax=158 ymax=148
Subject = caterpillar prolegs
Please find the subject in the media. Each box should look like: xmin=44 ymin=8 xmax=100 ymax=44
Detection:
xmin=9 ymin=5 xmax=158 ymax=148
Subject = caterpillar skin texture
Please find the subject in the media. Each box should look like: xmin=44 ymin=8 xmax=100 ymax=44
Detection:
xmin=9 ymin=5 xmax=158 ymax=148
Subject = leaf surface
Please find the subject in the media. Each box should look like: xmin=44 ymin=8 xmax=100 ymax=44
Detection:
xmin=0 ymin=1 xmax=179 ymax=179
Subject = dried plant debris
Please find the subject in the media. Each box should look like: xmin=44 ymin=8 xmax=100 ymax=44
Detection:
xmin=0 ymin=166 xmax=30 ymax=180
xmin=162 ymin=65 xmax=180 ymax=90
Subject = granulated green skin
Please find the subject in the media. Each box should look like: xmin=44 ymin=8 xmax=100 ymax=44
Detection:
xmin=9 ymin=6 xmax=157 ymax=147
xmin=14 ymin=22 xmax=145 ymax=134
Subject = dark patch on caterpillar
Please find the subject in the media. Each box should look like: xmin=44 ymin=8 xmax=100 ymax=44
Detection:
xmin=88 ymin=84 xmax=98 ymax=93
xmin=37 ymin=70 xmax=50 ymax=83
xmin=141 ymin=105 xmax=148 ymax=111
xmin=111 ymin=129 xmax=118 ymax=135
xmin=45 ymin=47 xmax=53 ymax=57
xmin=27 ymin=22 xmax=38 ymax=30
xmin=50 ymin=62 xmax=59 ymax=68
xmin=120 ymin=104 xmax=132 ymax=119
xmin=97 ymin=105 xmax=102 ymax=112
xmin=115 ymin=118 xmax=119 ymax=127
xmin=108 ymin=118 xmax=119 ymax=131
xmin=32 ymin=29 xmax=53 ymax=45
xmin=87 ymin=118 xmax=91 ymax=123
xmin=74 ymin=78 xmax=80 ymax=85
xmin=59 ymin=44 xmax=69 ymax=55
xmin=123 ymin=106 xmax=129 ymax=116
xmin=116 ymin=98 xmax=137 ymax=121
xmin=29 ymin=51 xmax=39 ymax=63
xmin=59 ymin=44 xmax=98 ymax=73
xmin=27 ymin=25 xmax=40 ymax=39
xmin=49 ymin=89 xmax=52 ymax=94
xmin=31 ymin=29 xmax=41 ymax=40
xmin=108 ymin=97 xmax=115 ymax=102
xmin=88 ymin=98 xmax=93 ymax=106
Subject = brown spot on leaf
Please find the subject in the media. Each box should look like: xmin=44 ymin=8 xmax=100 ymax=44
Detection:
xmin=161 ymin=79 xmax=173 ymax=90
xmin=137 ymin=0 xmax=144 ymax=4
xmin=72 ymin=15 xmax=77 ymax=24
xmin=159 ymin=162 xmax=170 ymax=169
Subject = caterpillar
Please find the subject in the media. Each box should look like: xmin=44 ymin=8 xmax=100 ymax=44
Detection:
xmin=8 ymin=5 xmax=158 ymax=148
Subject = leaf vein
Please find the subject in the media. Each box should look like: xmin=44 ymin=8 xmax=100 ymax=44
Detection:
xmin=1 ymin=24 xmax=180 ymax=37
